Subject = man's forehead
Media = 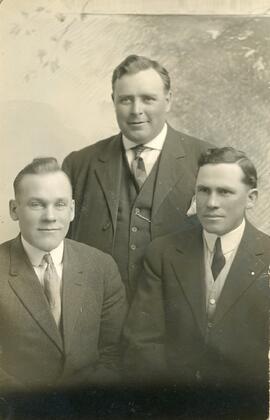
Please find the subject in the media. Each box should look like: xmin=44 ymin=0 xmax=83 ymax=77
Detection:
xmin=18 ymin=172 xmax=72 ymax=193
xmin=115 ymin=68 xmax=164 ymax=87
xmin=196 ymin=163 xmax=245 ymax=183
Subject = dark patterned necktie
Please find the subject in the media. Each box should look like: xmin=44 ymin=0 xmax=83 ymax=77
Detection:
xmin=43 ymin=253 xmax=61 ymax=327
xmin=131 ymin=145 xmax=147 ymax=189
xmin=211 ymin=237 xmax=226 ymax=280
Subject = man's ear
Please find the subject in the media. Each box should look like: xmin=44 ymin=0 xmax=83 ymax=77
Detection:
xmin=70 ymin=199 xmax=75 ymax=222
xmin=165 ymin=90 xmax=172 ymax=112
xmin=9 ymin=199 xmax=19 ymax=221
xmin=246 ymin=188 xmax=258 ymax=209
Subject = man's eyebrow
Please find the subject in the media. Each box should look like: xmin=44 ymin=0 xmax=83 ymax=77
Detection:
xmin=117 ymin=94 xmax=133 ymax=98
xmin=27 ymin=197 xmax=44 ymax=201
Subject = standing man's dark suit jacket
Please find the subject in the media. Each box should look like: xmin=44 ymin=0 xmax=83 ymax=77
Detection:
xmin=0 ymin=236 xmax=126 ymax=391
xmin=62 ymin=125 xmax=210 ymax=299
xmin=123 ymin=221 xmax=269 ymax=414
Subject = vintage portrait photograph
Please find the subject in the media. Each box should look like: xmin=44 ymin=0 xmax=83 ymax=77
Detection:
xmin=0 ymin=1 xmax=269 ymax=419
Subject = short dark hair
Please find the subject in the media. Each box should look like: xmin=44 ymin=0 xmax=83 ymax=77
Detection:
xmin=13 ymin=157 xmax=71 ymax=196
xmin=198 ymin=147 xmax=257 ymax=188
xmin=112 ymin=54 xmax=171 ymax=93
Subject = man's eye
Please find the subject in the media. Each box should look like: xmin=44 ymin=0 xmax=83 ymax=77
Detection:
xmin=197 ymin=187 xmax=209 ymax=194
xmin=56 ymin=201 xmax=67 ymax=208
xmin=220 ymin=189 xmax=231 ymax=195
xmin=143 ymin=97 xmax=155 ymax=103
xmin=119 ymin=97 xmax=131 ymax=104
xmin=29 ymin=201 xmax=42 ymax=208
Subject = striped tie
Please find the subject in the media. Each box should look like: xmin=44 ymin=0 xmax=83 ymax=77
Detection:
xmin=43 ymin=253 xmax=61 ymax=327
xmin=131 ymin=145 xmax=147 ymax=189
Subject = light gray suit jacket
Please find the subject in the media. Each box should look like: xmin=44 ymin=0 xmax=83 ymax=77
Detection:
xmin=0 ymin=236 xmax=127 ymax=391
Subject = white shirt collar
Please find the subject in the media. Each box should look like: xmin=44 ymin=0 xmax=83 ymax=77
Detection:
xmin=21 ymin=236 xmax=64 ymax=267
xmin=203 ymin=218 xmax=246 ymax=255
xmin=122 ymin=123 xmax=167 ymax=151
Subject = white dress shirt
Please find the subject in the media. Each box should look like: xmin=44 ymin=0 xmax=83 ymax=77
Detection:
xmin=203 ymin=219 xmax=246 ymax=318
xmin=21 ymin=237 xmax=63 ymax=294
xmin=122 ymin=123 xmax=167 ymax=176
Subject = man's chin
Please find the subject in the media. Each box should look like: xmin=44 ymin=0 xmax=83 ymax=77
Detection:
xmin=201 ymin=223 xmax=226 ymax=236
xmin=34 ymin=240 xmax=62 ymax=253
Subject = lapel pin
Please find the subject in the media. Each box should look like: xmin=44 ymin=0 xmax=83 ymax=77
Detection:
xmin=251 ymin=271 xmax=255 ymax=276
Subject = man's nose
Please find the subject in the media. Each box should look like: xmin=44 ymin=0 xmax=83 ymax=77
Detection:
xmin=131 ymin=99 xmax=143 ymax=114
xmin=206 ymin=192 xmax=219 ymax=208
xmin=43 ymin=206 xmax=57 ymax=221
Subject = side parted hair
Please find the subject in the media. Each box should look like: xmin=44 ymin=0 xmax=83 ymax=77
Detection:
xmin=13 ymin=157 xmax=71 ymax=196
xmin=198 ymin=147 xmax=257 ymax=189
xmin=112 ymin=54 xmax=171 ymax=93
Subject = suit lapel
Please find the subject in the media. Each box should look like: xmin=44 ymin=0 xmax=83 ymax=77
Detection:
xmin=170 ymin=228 xmax=207 ymax=335
xmin=214 ymin=223 xmax=267 ymax=324
xmin=61 ymin=240 xmax=86 ymax=352
xmin=8 ymin=236 xmax=63 ymax=351
xmin=95 ymin=133 xmax=123 ymax=233
xmin=152 ymin=126 xmax=186 ymax=217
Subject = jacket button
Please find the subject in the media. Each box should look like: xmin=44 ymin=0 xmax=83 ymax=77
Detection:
xmin=208 ymin=322 xmax=213 ymax=328
xmin=195 ymin=370 xmax=202 ymax=381
xmin=130 ymin=244 xmax=136 ymax=250
xmin=102 ymin=221 xmax=111 ymax=230
xmin=131 ymin=226 xmax=138 ymax=232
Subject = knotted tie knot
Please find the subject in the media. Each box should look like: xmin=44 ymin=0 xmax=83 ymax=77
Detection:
xmin=43 ymin=253 xmax=53 ymax=266
xmin=132 ymin=144 xmax=146 ymax=159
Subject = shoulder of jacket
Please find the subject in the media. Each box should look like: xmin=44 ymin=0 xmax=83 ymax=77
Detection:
xmin=65 ymin=238 xmax=114 ymax=261
xmin=168 ymin=125 xmax=212 ymax=152
xmin=66 ymin=134 xmax=119 ymax=160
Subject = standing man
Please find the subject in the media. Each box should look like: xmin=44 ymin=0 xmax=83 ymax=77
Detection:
xmin=0 ymin=157 xmax=126 ymax=391
xmin=63 ymin=54 xmax=210 ymax=302
xmin=123 ymin=147 xmax=269 ymax=417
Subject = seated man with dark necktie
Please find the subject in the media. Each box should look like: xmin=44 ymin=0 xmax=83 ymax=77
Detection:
xmin=123 ymin=147 xmax=270 ymax=418
xmin=0 ymin=157 xmax=126 ymax=391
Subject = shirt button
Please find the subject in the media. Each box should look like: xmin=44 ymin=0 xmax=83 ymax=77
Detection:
xmin=135 ymin=208 xmax=140 ymax=214
xmin=209 ymin=298 xmax=216 ymax=305
xmin=130 ymin=244 xmax=136 ymax=250
xmin=131 ymin=226 xmax=138 ymax=233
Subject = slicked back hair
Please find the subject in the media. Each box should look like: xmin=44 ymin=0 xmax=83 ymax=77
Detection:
xmin=198 ymin=147 xmax=257 ymax=189
xmin=112 ymin=54 xmax=171 ymax=93
xmin=13 ymin=157 xmax=72 ymax=197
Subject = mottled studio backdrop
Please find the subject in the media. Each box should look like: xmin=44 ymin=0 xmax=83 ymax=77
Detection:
xmin=1 ymin=1 xmax=270 ymax=241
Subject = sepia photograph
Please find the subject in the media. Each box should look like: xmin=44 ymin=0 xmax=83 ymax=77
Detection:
xmin=0 ymin=1 xmax=269 ymax=418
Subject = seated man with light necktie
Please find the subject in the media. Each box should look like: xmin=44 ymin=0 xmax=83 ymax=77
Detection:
xmin=123 ymin=147 xmax=270 ymax=418
xmin=0 ymin=157 xmax=126 ymax=391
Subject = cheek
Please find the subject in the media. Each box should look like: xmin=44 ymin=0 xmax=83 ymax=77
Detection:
xmin=59 ymin=212 xmax=73 ymax=224
xmin=115 ymin=107 xmax=128 ymax=119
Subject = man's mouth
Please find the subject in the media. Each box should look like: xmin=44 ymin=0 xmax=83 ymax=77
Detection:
xmin=128 ymin=121 xmax=148 ymax=125
xmin=38 ymin=228 xmax=61 ymax=232
xmin=203 ymin=215 xmax=224 ymax=219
